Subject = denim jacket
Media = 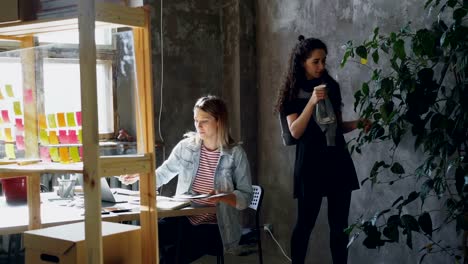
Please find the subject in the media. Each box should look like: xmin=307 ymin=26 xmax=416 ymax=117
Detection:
xmin=156 ymin=137 xmax=253 ymax=252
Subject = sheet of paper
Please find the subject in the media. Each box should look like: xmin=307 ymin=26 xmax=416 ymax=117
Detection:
xmin=5 ymin=143 xmax=16 ymax=159
xmin=49 ymin=131 xmax=59 ymax=145
xmin=49 ymin=147 xmax=60 ymax=162
xmin=40 ymin=147 xmax=51 ymax=162
xmin=57 ymin=112 xmax=66 ymax=127
xmin=66 ymin=112 xmax=76 ymax=127
xmin=2 ymin=110 xmax=10 ymax=123
xmin=38 ymin=114 xmax=47 ymax=129
xmin=5 ymin=84 xmax=14 ymax=97
xmin=69 ymin=146 xmax=80 ymax=162
xmin=13 ymin=101 xmax=22 ymax=115
xmin=47 ymin=113 xmax=57 ymax=128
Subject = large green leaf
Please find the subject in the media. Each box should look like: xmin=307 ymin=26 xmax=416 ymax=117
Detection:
xmin=401 ymin=214 xmax=420 ymax=232
xmin=356 ymin=45 xmax=368 ymax=59
xmin=418 ymin=212 xmax=433 ymax=237
xmin=391 ymin=162 xmax=405 ymax=174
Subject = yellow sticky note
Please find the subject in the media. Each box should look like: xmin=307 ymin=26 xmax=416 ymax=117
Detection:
xmin=39 ymin=129 xmax=49 ymax=145
xmin=66 ymin=112 xmax=76 ymax=127
xmin=49 ymin=131 xmax=59 ymax=144
xmin=13 ymin=101 xmax=22 ymax=115
xmin=0 ymin=89 xmax=3 ymax=100
xmin=69 ymin=147 xmax=81 ymax=162
xmin=5 ymin=143 xmax=16 ymax=159
xmin=5 ymin=84 xmax=14 ymax=97
xmin=38 ymin=114 xmax=47 ymax=129
xmin=57 ymin=113 xmax=66 ymax=127
xmin=49 ymin=147 xmax=60 ymax=162
xmin=59 ymin=147 xmax=70 ymax=164
xmin=77 ymin=129 xmax=82 ymax=143
xmin=47 ymin=114 xmax=57 ymax=128
xmin=4 ymin=128 xmax=13 ymax=142
xmin=0 ymin=129 xmax=3 ymax=140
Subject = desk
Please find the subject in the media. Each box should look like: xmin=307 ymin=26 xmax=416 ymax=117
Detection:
xmin=0 ymin=193 xmax=216 ymax=235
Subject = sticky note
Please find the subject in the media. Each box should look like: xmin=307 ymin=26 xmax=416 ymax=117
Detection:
xmin=0 ymin=89 xmax=3 ymax=100
xmin=5 ymin=84 xmax=14 ymax=97
xmin=76 ymin=112 xmax=82 ymax=126
xmin=5 ymin=143 xmax=16 ymax=159
xmin=2 ymin=110 xmax=10 ymax=123
xmin=57 ymin=112 xmax=66 ymax=127
xmin=24 ymin=89 xmax=33 ymax=104
xmin=38 ymin=114 xmax=47 ymax=129
xmin=49 ymin=147 xmax=60 ymax=162
xmin=66 ymin=112 xmax=76 ymax=127
xmin=16 ymin=135 xmax=25 ymax=150
xmin=39 ymin=129 xmax=49 ymax=145
xmin=59 ymin=147 xmax=70 ymax=164
xmin=4 ymin=128 xmax=13 ymax=142
xmin=69 ymin=147 xmax=80 ymax=162
xmin=49 ymin=131 xmax=59 ymax=145
xmin=77 ymin=129 xmax=82 ymax=143
xmin=58 ymin=130 xmax=68 ymax=144
xmin=0 ymin=115 xmax=3 ymax=124
xmin=69 ymin=130 xmax=78 ymax=143
xmin=0 ymin=129 xmax=4 ymax=140
xmin=13 ymin=101 xmax=22 ymax=115
xmin=47 ymin=114 xmax=57 ymax=128
xmin=79 ymin=147 xmax=83 ymax=159
xmin=40 ymin=147 xmax=51 ymax=162
xmin=15 ymin=118 xmax=24 ymax=132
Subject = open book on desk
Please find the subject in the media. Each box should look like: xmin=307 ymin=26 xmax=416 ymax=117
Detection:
xmin=156 ymin=196 xmax=191 ymax=210
xmin=172 ymin=192 xmax=229 ymax=200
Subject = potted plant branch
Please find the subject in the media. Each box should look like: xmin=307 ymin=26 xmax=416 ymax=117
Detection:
xmin=341 ymin=0 xmax=468 ymax=262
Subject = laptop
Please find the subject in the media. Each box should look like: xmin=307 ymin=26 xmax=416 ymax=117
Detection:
xmin=100 ymin=178 xmax=130 ymax=203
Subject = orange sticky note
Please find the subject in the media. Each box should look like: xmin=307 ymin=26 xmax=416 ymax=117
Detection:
xmin=66 ymin=112 xmax=76 ymax=127
xmin=59 ymin=147 xmax=70 ymax=164
xmin=49 ymin=131 xmax=59 ymax=145
xmin=57 ymin=113 xmax=66 ymax=127
xmin=69 ymin=146 xmax=80 ymax=162
xmin=5 ymin=84 xmax=14 ymax=97
xmin=49 ymin=147 xmax=60 ymax=162
xmin=47 ymin=114 xmax=57 ymax=128
xmin=38 ymin=114 xmax=47 ymax=129
xmin=39 ymin=129 xmax=49 ymax=145
xmin=5 ymin=143 xmax=16 ymax=159
xmin=13 ymin=101 xmax=22 ymax=115
xmin=4 ymin=128 xmax=13 ymax=142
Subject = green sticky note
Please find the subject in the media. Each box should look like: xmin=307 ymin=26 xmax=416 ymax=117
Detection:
xmin=13 ymin=101 xmax=22 ymax=115
xmin=5 ymin=143 xmax=16 ymax=159
xmin=66 ymin=112 xmax=76 ymax=127
xmin=47 ymin=114 xmax=57 ymax=128
xmin=5 ymin=84 xmax=14 ymax=97
xmin=39 ymin=129 xmax=49 ymax=145
xmin=49 ymin=147 xmax=60 ymax=162
xmin=69 ymin=147 xmax=81 ymax=162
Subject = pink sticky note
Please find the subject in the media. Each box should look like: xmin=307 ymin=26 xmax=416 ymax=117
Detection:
xmin=15 ymin=118 xmax=24 ymax=132
xmin=58 ymin=130 xmax=68 ymax=144
xmin=79 ymin=147 xmax=83 ymax=159
xmin=24 ymin=89 xmax=33 ymax=104
xmin=40 ymin=147 xmax=51 ymax=162
xmin=1 ymin=110 xmax=10 ymax=123
xmin=69 ymin=130 xmax=78 ymax=143
xmin=76 ymin=112 xmax=82 ymax=126
xmin=16 ymin=135 xmax=25 ymax=150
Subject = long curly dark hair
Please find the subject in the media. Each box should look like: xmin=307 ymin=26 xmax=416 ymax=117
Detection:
xmin=274 ymin=36 xmax=330 ymax=114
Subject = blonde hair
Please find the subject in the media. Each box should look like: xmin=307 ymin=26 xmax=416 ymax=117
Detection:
xmin=185 ymin=95 xmax=236 ymax=149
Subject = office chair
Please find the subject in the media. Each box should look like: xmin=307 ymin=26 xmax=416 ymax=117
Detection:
xmin=244 ymin=185 xmax=264 ymax=264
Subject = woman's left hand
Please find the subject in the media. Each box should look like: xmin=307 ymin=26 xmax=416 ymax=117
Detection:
xmin=205 ymin=190 xmax=237 ymax=206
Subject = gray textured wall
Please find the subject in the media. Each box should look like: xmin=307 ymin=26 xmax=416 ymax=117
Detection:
xmin=257 ymin=0 xmax=456 ymax=264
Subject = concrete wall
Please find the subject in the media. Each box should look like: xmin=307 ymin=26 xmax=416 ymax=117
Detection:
xmin=256 ymin=0 xmax=456 ymax=264
xmin=144 ymin=0 xmax=457 ymax=263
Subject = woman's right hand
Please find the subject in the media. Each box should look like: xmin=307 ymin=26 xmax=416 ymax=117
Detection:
xmin=116 ymin=174 xmax=140 ymax=185
xmin=310 ymin=84 xmax=327 ymax=105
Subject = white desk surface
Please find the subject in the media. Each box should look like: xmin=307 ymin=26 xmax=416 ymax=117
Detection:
xmin=0 ymin=192 xmax=216 ymax=235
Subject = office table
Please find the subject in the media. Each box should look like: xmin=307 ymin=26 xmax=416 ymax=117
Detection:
xmin=0 ymin=192 xmax=216 ymax=235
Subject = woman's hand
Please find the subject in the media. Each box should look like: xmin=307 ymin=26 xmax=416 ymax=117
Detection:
xmin=310 ymin=84 xmax=327 ymax=105
xmin=359 ymin=118 xmax=372 ymax=133
xmin=116 ymin=174 xmax=140 ymax=185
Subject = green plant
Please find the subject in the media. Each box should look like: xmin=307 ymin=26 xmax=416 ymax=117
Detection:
xmin=341 ymin=0 xmax=468 ymax=262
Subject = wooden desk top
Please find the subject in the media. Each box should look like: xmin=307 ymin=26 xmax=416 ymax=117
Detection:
xmin=0 ymin=193 xmax=216 ymax=235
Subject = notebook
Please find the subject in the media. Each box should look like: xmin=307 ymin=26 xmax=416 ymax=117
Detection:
xmin=156 ymin=196 xmax=191 ymax=210
xmin=101 ymin=178 xmax=130 ymax=203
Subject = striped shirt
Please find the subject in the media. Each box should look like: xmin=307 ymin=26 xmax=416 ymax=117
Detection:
xmin=188 ymin=145 xmax=220 ymax=225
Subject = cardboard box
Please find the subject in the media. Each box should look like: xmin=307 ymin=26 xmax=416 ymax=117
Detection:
xmin=24 ymin=222 xmax=141 ymax=264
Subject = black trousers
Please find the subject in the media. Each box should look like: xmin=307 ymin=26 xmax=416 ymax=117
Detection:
xmin=291 ymin=191 xmax=351 ymax=264
xmin=159 ymin=217 xmax=223 ymax=264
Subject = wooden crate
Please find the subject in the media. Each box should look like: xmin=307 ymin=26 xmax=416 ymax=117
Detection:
xmin=24 ymin=222 xmax=141 ymax=264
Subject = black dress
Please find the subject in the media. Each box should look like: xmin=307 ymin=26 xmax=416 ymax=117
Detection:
xmin=283 ymin=77 xmax=359 ymax=198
